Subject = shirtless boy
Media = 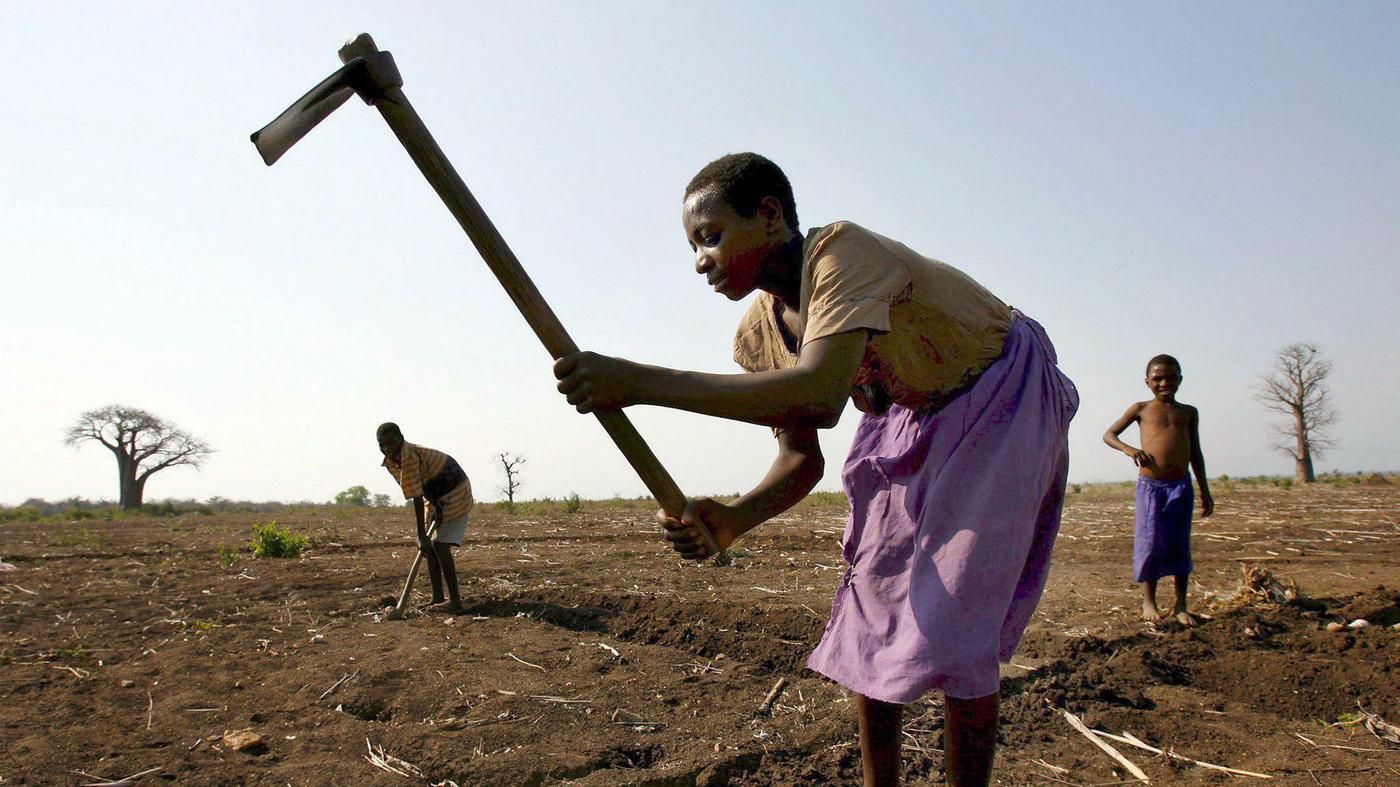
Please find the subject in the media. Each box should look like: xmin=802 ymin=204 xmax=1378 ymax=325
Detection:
xmin=1104 ymin=355 xmax=1213 ymax=624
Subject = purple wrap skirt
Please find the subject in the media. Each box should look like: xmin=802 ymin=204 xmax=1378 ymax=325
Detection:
xmin=806 ymin=313 xmax=1078 ymax=701
xmin=1132 ymin=475 xmax=1194 ymax=582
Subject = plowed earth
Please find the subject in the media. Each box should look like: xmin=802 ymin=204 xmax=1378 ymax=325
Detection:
xmin=2 ymin=481 xmax=1396 ymax=785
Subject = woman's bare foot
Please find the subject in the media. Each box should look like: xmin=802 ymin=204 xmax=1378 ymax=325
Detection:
xmin=428 ymin=599 xmax=465 ymax=614
xmin=1142 ymin=601 xmax=1163 ymax=621
xmin=1173 ymin=607 xmax=1195 ymax=626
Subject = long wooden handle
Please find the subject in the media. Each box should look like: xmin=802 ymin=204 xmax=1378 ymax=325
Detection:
xmin=338 ymin=35 xmax=721 ymax=560
xmin=393 ymin=520 xmax=439 ymax=612
xmin=393 ymin=551 xmax=425 ymax=611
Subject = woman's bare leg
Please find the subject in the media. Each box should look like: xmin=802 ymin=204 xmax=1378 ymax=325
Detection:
xmin=856 ymin=694 xmax=903 ymax=787
xmin=945 ymin=692 xmax=998 ymax=787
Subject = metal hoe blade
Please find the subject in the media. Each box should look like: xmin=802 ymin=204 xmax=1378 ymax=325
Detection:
xmin=251 ymin=53 xmax=402 ymax=166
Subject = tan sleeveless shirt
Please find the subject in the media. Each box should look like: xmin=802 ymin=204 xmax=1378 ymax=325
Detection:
xmin=732 ymin=221 xmax=1012 ymax=415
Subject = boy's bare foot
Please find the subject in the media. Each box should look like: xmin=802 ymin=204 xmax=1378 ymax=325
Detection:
xmin=1142 ymin=601 xmax=1163 ymax=621
xmin=428 ymin=600 xmax=465 ymax=615
xmin=1174 ymin=608 xmax=1195 ymax=626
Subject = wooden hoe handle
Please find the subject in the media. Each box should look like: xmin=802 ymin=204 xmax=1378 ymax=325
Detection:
xmin=392 ymin=520 xmax=439 ymax=614
xmin=337 ymin=35 xmax=723 ymax=561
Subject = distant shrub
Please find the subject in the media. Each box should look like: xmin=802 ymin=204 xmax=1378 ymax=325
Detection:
xmin=145 ymin=500 xmax=183 ymax=517
xmin=1070 ymin=484 xmax=1082 ymax=494
xmin=803 ymin=491 xmax=851 ymax=510
xmin=509 ymin=498 xmax=563 ymax=516
xmin=250 ymin=521 xmax=309 ymax=558
xmin=333 ymin=485 xmax=372 ymax=507
xmin=563 ymin=493 xmax=584 ymax=514
xmin=0 ymin=506 xmax=41 ymax=523
xmin=372 ymin=493 xmax=393 ymax=507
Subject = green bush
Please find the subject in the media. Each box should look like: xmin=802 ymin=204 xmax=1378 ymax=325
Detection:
xmin=249 ymin=521 xmax=309 ymax=558
xmin=0 ymin=506 xmax=41 ymax=523
xmin=333 ymin=485 xmax=372 ymax=507
xmin=563 ymin=493 xmax=584 ymax=514
xmin=216 ymin=545 xmax=241 ymax=567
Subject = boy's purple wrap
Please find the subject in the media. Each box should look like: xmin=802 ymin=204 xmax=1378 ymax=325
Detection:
xmin=1132 ymin=476 xmax=1194 ymax=582
xmin=806 ymin=314 xmax=1078 ymax=702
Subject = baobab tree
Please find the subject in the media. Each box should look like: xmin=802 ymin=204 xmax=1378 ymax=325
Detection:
xmin=65 ymin=405 xmax=214 ymax=508
xmin=1255 ymin=344 xmax=1338 ymax=483
xmin=497 ymin=452 xmax=526 ymax=505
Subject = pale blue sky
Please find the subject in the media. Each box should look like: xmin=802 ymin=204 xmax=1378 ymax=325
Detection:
xmin=4 ymin=2 xmax=1397 ymax=505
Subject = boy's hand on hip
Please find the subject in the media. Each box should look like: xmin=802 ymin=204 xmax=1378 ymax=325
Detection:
xmin=1125 ymin=448 xmax=1154 ymax=467
xmin=657 ymin=498 xmax=741 ymax=561
xmin=1200 ymin=491 xmax=1214 ymax=517
xmin=553 ymin=352 xmax=637 ymax=414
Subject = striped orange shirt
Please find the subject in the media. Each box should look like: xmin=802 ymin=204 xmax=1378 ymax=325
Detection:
xmin=382 ymin=442 xmax=473 ymax=523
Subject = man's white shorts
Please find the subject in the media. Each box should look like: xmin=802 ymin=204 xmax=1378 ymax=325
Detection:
xmin=432 ymin=513 xmax=470 ymax=546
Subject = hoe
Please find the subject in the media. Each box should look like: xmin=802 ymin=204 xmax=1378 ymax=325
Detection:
xmin=251 ymin=35 xmax=724 ymax=617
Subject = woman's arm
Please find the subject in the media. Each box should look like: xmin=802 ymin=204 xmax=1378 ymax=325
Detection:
xmin=660 ymin=425 xmax=826 ymax=559
xmin=554 ymin=330 xmax=868 ymax=430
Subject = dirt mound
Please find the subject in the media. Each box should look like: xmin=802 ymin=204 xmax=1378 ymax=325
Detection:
xmin=1334 ymin=586 xmax=1400 ymax=627
xmin=1363 ymin=472 xmax=1391 ymax=485
xmin=468 ymin=589 xmax=828 ymax=675
xmin=1006 ymin=590 xmax=1400 ymax=737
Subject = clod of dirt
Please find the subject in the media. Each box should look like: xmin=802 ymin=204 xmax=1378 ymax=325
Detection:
xmin=119 ymin=679 xmax=135 ymax=688
xmin=222 ymin=730 xmax=266 ymax=754
xmin=378 ymin=596 xmax=396 ymax=607
xmin=1325 ymin=621 xmax=1345 ymax=632
xmin=696 ymin=751 xmax=764 ymax=786
xmin=1337 ymin=588 xmax=1400 ymax=626
xmin=1349 ymin=618 xmax=1371 ymax=629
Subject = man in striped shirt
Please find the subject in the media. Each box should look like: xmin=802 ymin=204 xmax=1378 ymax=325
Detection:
xmin=377 ymin=422 xmax=474 ymax=614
